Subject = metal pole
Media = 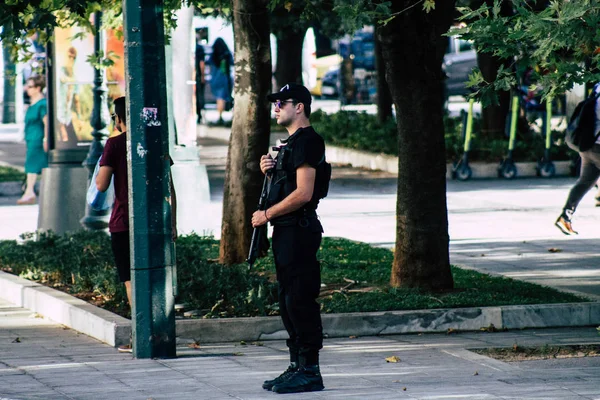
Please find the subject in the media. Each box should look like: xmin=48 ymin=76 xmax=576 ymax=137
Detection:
xmin=123 ymin=0 xmax=176 ymax=359
xmin=81 ymin=12 xmax=111 ymax=230
xmin=45 ymin=37 xmax=55 ymax=151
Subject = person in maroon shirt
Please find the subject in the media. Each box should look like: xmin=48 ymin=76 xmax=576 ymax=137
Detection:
xmin=95 ymin=97 xmax=177 ymax=352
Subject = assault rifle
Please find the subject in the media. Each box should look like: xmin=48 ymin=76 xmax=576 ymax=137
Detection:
xmin=247 ymin=159 xmax=275 ymax=270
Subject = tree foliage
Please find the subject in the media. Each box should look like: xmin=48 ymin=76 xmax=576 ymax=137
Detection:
xmin=455 ymin=0 xmax=600 ymax=104
xmin=0 ymin=0 xmax=194 ymax=64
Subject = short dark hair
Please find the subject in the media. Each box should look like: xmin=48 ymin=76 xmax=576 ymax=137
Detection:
xmin=28 ymin=75 xmax=46 ymax=91
xmin=114 ymin=96 xmax=126 ymax=125
xmin=292 ymin=99 xmax=311 ymax=118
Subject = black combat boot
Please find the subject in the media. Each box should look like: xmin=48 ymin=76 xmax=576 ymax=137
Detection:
xmin=262 ymin=362 xmax=298 ymax=391
xmin=271 ymin=364 xmax=324 ymax=394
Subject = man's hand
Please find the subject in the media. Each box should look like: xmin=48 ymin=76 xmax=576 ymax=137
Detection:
xmin=260 ymin=154 xmax=275 ymax=174
xmin=252 ymin=210 xmax=269 ymax=227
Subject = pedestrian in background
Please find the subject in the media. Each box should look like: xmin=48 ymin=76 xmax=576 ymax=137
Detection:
xmin=209 ymin=37 xmax=233 ymax=125
xmin=555 ymin=83 xmax=600 ymax=235
xmin=253 ymin=83 xmax=329 ymax=394
xmin=195 ymin=29 xmax=206 ymax=124
xmin=96 ymin=97 xmax=178 ymax=352
xmin=17 ymin=75 xmax=48 ymax=205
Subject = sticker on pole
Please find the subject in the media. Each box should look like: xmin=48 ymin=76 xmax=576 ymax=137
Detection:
xmin=141 ymin=107 xmax=161 ymax=127
xmin=137 ymin=143 xmax=148 ymax=158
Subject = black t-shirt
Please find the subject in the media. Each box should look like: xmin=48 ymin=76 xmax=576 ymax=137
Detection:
xmin=281 ymin=126 xmax=326 ymax=210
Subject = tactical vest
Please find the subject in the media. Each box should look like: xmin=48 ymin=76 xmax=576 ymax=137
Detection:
xmin=267 ymin=131 xmax=331 ymax=215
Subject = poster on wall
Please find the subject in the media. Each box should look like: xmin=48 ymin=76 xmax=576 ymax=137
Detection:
xmin=52 ymin=26 xmax=125 ymax=149
xmin=106 ymin=30 xmax=126 ymax=106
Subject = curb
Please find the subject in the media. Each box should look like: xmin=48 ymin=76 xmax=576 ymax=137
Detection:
xmin=1 ymin=271 xmax=598 ymax=346
xmin=198 ymin=126 xmax=574 ymax=179
xmin=0 ymin=181 xmax=23 ymax=196
xmin=0 ymin=271 xmax=131 ymax=347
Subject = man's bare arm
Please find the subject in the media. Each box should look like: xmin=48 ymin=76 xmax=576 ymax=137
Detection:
xmin=96 ymin=166 xmax=113 ymax=192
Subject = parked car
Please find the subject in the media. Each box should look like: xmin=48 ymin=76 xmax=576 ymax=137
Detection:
xmin=442 ymin=36 xmax=478 ymax=98
xmin=320 ymin=68 xmax=340 ymax=99
xmin=309 ymin=54 xmax=342 ymax=97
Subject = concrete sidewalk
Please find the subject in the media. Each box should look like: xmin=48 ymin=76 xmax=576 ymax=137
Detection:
xmin=1 ymin=297 xmax=600 ymax=400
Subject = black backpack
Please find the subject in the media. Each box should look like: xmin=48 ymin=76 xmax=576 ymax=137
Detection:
xmin=566 ymin=91 xmax=600 ymax=152
xmin=316 ymin=154 xmax=331 ymax=199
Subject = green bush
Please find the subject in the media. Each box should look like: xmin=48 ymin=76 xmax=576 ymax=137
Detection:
xmin=310 ymin=110 xmax=576 ymax=163
xmin=0 ymin=233 xmax=587 ymax=319
xmin=0 ymin=231 xmax=277 ymax=319
xmin=0 ymin=166 xmax=25 ymax=182
xmin=175 ymin=234 xmax=277 ymax=318
xmin=311 ymin=110 xmax=397 ymax=155
xmin=0 ymin=231 xmax=128 ymax=315
xmin=444 ymin=113 xmax=575 ymax=163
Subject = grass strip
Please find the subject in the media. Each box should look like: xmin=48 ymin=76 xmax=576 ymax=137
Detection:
xmin=0 ymin=233 xmax=588 ymax=320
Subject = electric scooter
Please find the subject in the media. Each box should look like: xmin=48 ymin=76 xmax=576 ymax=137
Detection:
xmin=536 ymin=97 xmax=556 ymax=178
xmin=452 ymin=98 xmax=475 ymax=181
xmin=498 ymin=94 xmax=519 ymax=179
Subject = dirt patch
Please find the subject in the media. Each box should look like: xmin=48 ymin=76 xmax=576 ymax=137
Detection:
xmin=472 ymin=344 xmax=600 ymax=362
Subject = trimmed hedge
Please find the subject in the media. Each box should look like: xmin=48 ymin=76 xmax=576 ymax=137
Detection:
xmin=0 ymin=231 xmax=587 ymax=320
xmin=310 ymin=109 xmax=575 ymax=163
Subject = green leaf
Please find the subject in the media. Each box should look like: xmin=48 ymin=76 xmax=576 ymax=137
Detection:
xmin=423 ymin=0 xmax=435 ymax=13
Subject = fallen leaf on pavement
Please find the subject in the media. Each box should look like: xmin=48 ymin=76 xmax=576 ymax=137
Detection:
xmin=548 ymin=248 xmax=562 ymax=253
xmin=385 ymin=356 xmax=401 ymax=363
xmin=188 ymin=341 xmax=201 ymax=349
xmin=11 ymin=337 xmax=20 ymax=343
xmin=480 ymin=324 xmax=497 ymax=333
xmin=474 ymin=371 xmax=479 ymax=376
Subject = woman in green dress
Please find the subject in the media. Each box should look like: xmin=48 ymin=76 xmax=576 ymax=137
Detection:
xmin=17 ymin=75 xmax=48 ymax=205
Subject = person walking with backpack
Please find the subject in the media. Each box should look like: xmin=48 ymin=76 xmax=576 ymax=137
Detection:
xmin=252 ymin=83 xmax=330 ymax=394
xmin=555 ymin=83 xmax=600 ymax=234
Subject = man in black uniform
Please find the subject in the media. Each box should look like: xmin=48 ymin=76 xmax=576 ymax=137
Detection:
xmin=252 ymin=83 xmax=328 ymax=394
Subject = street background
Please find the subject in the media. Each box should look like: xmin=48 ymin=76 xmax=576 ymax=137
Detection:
xmin=1 ymin=101 xmax=600 ymax=399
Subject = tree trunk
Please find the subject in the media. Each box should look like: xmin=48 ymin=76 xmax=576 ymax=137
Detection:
xmin=379 ymin=1 xmax=455 ymax=290
xmin=313 ymin=25 xmax=335 ymax=59
xmin=219 ymin=0 xmax=272 ymax=265
xmin=274 ymin=27 xmax=307 ymax=89
xmin=374 ymin=28 xmax=393 ymax=124
xmin=474 ymin=0 xmax=512 ymax=140
xmin=477 ymin=51 xmax=510 ymax=140
xmin=2 ymin=35 xmax=16 ymax=123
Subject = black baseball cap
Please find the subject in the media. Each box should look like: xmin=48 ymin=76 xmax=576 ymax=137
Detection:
xmin=267 ymin=83 xmax=312 ymax=106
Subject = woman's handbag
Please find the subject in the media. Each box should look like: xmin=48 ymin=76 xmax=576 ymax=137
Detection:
xmin=86 ymin=156 xmax=115 ymax=211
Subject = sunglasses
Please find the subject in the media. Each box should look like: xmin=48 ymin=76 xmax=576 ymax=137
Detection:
xmin=274 ymin=100 xmax=295 ymax=109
